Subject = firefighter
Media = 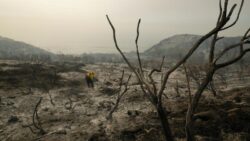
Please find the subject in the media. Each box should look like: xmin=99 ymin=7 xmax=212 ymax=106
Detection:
xmin=85 ymin=71 xmax=95 ymax=88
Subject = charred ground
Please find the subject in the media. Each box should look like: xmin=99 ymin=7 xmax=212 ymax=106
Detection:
xmin=0 ymin=61 xmax=249 ymax=141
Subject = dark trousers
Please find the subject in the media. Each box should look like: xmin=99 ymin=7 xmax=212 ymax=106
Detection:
xmin=86 ymin=77 xmax=94 ymax=88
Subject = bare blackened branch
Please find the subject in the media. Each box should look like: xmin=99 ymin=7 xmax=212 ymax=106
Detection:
xmin=47 ymin=92 xmax=55 ymax=106
xmin=209 ymin=36 xmax=224 ymax=62
xmin=222 ymin=0 xmax=229 ymax=20
xmin=217 ymin=0 xmax=223 ymax=25
xmin=106 ymin=15 xmax=154 ymax=97
xmin=221 ymin=0 xmax=244 ymax=30
xmin=183 ymin=64 xmax=192 ymax=105
xmin=227 ymin=4 xmax=237 ymax=19
xmin=214 ymin=41 xmax=245 ymax=63
xmin=215 ymin=28 xmax=250 ymax=63
xmin=148 ymin=56 xmax=165 ymax=94
xmin=106 ymin=15 xmax=138 ymax=77
xmin=216 ymin=48 xmax=250 ymax=69
xmin=33 ymin=98 xmax=41 ymax=129
xmin=149 ymin=56 xmax=165 ymax=77
xmin=243 ymin=28 xmax=250 ymax=39
xmin=216 ymin=36 xmax=224 ymax=42
xmin=120 ymin=74 xmax=132 ymax=97
xmin=135 ymin=19 xmax=144 ymax=76
xmin=209 ymin=34 xmax=218 ymax=63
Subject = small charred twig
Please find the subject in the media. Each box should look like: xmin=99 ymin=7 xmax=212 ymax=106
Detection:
xmin=47 ymin=91 xmax=55 ymax=106
xmin=135 ymin=19 xmax=144 ymax=76
xmin=149 ymin=56 xmax=165 ymax=77
xmin=33 ymin=97 xmax=45 ymax=135
xmin=33 ymin=129 xmax=67 ymax=141
xmin=23 ymin=97 xmax=46 ymax=135
xmin=220 ymin=0 xmax=244 ymax=31
xmin=65 ymin=95 xmax=78 ymax=112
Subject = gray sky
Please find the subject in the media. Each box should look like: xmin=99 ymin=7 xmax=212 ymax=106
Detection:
xmin=0 ymin=0 xmax=249 ymax=54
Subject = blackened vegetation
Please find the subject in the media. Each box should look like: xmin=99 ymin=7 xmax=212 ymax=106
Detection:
xmin=0 ymin=63 xmax=60 ymax=90
xmin=0 ymin=62 xmax=85 ymax=90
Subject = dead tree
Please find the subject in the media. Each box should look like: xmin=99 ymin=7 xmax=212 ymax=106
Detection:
xmin=107 ymin=16 xmax=175 ymax=141
xmin=106 ymin=70 xmax=131 ymax=120
xmin=107 ymin=11 xmax=224 ymax=140
xmin=107 ymin=0 xmax=249 ymax=140
xmin=185 ymin=0 xmax=250 ymax=140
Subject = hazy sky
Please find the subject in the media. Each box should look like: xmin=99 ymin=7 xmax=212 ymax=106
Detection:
xmin=0 ymin=0 xmax=249 ymax=54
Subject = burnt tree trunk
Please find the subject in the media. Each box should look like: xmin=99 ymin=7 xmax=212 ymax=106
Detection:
xmin=156 ymin=103 xmax=174 ymax=141
xmin=185 ymin=104 xmax=194 ymax=141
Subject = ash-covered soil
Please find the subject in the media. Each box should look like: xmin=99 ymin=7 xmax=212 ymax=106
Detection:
xmin=0 ymin=61 xmax=250 ymax=141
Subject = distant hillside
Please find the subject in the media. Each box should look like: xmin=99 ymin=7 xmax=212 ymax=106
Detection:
xmin=0 ymin=36 xmax=55 ymax=60
xmin=144 ymin=34 xmax=250 ymax=63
